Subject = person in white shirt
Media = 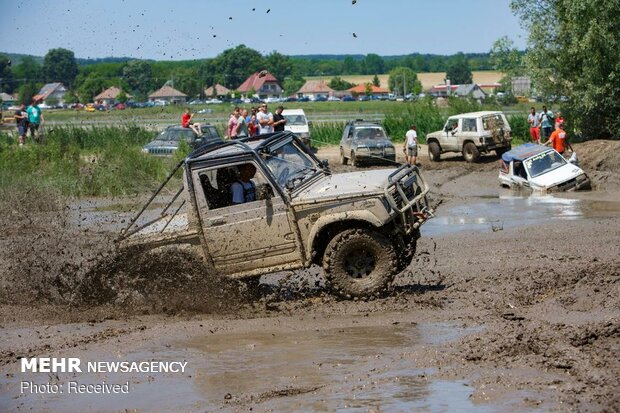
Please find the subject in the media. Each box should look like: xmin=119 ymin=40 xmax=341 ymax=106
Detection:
xmin=256 ymin=104 xmax=274 ymax=135
xmin=527 ymin=107 xmax=541 ymax=144
xmin=403 ymin=124 xmax=418 ymax=165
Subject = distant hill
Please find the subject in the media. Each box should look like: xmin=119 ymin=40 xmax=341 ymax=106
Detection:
xmin=0 ymin=53 xmax=44 ymax=66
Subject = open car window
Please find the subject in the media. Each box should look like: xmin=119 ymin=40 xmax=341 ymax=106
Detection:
xmin=199 ymin=163 xmax=274 ymax=210
xmin=283 ymin=115 xmax=307 ymax=125
xmin=262 ymin=139 xmax=319 ymax=188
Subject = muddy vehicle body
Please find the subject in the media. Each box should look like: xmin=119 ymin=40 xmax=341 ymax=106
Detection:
xmin=426 ymin=111 xmax=512 ymax=163
xmin=121 ymin=131 xmax=433 ymax=298
xmin=499 ymin=143 xmax=591 ymax=191
xmin=339 ymin=119 xmax=396 ymax=166
xmin=142 ymin=124 xmax=222 ymax=156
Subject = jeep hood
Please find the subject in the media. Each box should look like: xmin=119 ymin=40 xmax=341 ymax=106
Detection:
xmin=529 ymin=163 xmax=586 ymax=189
xmin=143 ymin=139 xmax=180 ymax=149
xmin=354 ymin=138 xmax=394 ymax=148
xmin=294 ymin=169 xmax=394 ymax=203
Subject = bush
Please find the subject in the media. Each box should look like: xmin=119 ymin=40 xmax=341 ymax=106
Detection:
xmin=508 ymin=114 xmax=529 ymax=141
xmin=383 ymin=99 xmax=444 ymax=143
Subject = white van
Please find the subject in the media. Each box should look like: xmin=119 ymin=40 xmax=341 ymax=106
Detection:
xmin=282 ymin=109 xmax=311 ymax=146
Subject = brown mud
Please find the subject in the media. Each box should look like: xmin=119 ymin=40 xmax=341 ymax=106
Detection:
xmin=0 ymin=140 xmax=618 ymax=412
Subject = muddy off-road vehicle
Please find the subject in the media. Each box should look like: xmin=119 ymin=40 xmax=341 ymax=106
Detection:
xmin=119 ymin=131 xmax=433 ymax=298
xmin=426 ymin=111 xmax=512 ymax=163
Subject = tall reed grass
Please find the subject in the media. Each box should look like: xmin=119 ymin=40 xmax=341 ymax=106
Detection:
xmin=0 ymin=126 xmax=173 ymax=196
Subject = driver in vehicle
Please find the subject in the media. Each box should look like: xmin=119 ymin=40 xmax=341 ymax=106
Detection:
xmin=231 ymin=164 xmax=257 ymax=204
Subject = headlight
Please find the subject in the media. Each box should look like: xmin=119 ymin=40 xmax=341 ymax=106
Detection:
xmin=385 ymin=146 xmax=395 ymax=154
xmin=142 ymin=147 xmax=149 ymax=153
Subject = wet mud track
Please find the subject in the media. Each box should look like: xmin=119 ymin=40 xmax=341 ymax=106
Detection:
xmin=1 ymin=142 xmax=619 ymax=412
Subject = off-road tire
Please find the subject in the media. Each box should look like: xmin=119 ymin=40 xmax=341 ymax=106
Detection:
xmin=394 ymin=231 xmax=419 ymax=272
xmin=323 ymin=229 xmax=397 ymax=298
xmin=428 ymin=141 xmax=441 ymax=162
xmin=463 ymin=142 xmax=480 ymax=163
xmin=340 ymin=148 xmax=348 ymax=165
xmin=351 ymin=151 xmax=359 ymax=167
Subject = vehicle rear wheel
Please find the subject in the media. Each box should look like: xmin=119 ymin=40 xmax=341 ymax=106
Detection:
xmin=428 ymin=141 xmax=441 ymax=162
xmin=323 ymin=229 xmax=397 ymax=298
xmin=463 ymin=142 xmax=480 ymax=163
xmin=340 ymin=148 xmax=348 ymax=165
xmin=351 ymin=151 xmax=359 ymax=167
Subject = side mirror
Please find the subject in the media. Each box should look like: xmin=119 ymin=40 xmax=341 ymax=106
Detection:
xmin=444 ymin=126 xmax=449 ymax=132
xmin=320 ymin=159 xmax=329 ymax=168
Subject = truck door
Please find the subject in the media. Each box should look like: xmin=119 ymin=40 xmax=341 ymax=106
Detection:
xmin=191 ymin=161 xmax=303 ymax=276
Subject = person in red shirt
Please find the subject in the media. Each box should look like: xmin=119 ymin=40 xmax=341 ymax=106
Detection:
xmin=181 ymin=108 xmax=202 ymax=136
xmin=544 ymin=122 xmax=573 ymax=155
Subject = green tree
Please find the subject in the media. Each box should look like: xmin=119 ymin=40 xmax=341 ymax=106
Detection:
xmin=329 ymin=76 xmax=355 ymax=91
xmin=363 ymin=54 xmax=384 ymax=75
xmin=42 ymin=48 xmax=79 ymax=87
xmin=388 ymin=67 xmax=422 ymax=96
xmin=0 ymin=54 xmax=14 ymax=93
xmin=283 ymin=74 xmax=305 ymax=96
xmin=116 ymin=90 xmax=128 ymax=104
xmin=18 ymin=83 xmax=37 ymax=105
xmin=63 ymin=91 xmax=79 ymax=104
xmin=12 ymin=56 xmax=42 ymax=84
xmin=372 ymin=74 xmax=380 ymax=87
xmin=123 ymin=60 xmax=153 ymax=96
xmin=266 ymin=51 xmax=293 ymax=83
xmin=76 ymin=73 xmax=108 ymax=102
xmin=445 ymin=54 xmax=473 ymax=84
xmin=364 ymin=83 xmax=373 ymax=96
xmin=171 ymin=67 xmax=201 ymax=98
xmin=342 ymin=56 xmax=358 ymax=74
xmin=511 ymin=0 xmax=620 ymax=138
xmin=212 ymin=45 xmax=265 ymax=89
xmin=490 ymin=36 xmax=522 ymax=75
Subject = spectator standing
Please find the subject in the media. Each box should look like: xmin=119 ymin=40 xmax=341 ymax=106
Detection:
xmin=181 ymin=107 xmax=202 ymax=136
xmin=527 ymin=106 xmax=541 ymax=144
xmin=227 ymin=107 xmax=240 ymax=139
xmin=26 ymin=99 xmax=44 ymax=143
xmin=257 ymin=104 xmax=274 ymax=135
xmin=539 ymin=105 xmax=555 ymax=141
xmin=237 ymin=109 xmax=249 ymax=138
xmin=555 ymin=111 xmax=565 ymax=127
xmin=403 ymin=124 xmax=418 ymax=165
xmin=544 ymin=122 xmax=573 ymax=155
xmin=14 ymin=104 xmax=29 ymax=146
xmin=246 ymin=108 xmax=258 ymax=136
xmin=272 ymin=106 xmax=287 ymax=132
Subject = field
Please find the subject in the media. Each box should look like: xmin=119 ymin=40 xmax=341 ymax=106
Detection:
xmin=306 ymin=70 xmax=505 ymax=89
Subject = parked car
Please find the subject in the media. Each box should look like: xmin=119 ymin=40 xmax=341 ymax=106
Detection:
xmin=499 ymin=143 xmax=591 ymax=192
xmin=426 ymin=111 xmax=513 ymax=163
xmin=120 ymin=131 xmax=433 ymax=298
xmin=314 ymin=96 xmax=328 ymax=102
xmin=142 ymin=124 xmax=222 ymax=156
xmin=298 ymin=96 xmax=310 ymax=102
xmin=284 ymin=96 xmax=298 ymax=102
xmin=339 ymin=120 xmax=396 ymax=166
xmin=282 ymin=109 xmax=311 ymax=146
xmin=341 ymin=96 xmax=354 ymax=102
xmin=206 ymin=98 xmax=223 ymax=104
xmin=327 ymin=96 xmax=340 ymax=102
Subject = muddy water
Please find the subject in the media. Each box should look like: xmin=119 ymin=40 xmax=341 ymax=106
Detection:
xmin=423 ymin=193 xmax=620 ymax=236
xmin=2 ymin=323 xmax=517 ymax=412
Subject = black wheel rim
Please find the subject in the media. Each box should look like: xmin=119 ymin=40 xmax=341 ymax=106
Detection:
xmin=344 ymin=248 xmax=376 ymax=278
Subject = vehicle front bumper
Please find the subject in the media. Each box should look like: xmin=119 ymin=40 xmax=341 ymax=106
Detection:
xmin=384 ymin=165 xmax=433 ymax=234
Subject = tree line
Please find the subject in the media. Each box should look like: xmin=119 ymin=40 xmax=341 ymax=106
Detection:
xmin=0 ymin=47 xmax=491 ymax=104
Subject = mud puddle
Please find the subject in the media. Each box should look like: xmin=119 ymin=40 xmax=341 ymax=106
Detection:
xmin=2 ymin=322 xmax=536 ymax=412
xmin=423 ymin=193 xmax=620 ymax=236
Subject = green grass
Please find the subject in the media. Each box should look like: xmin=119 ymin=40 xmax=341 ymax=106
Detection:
xmin=0 ymin=126 xmax=175 ymax=196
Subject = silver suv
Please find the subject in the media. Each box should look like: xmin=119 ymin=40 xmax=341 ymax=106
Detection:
xmin=426 ymin=111 xmax=512 ymax=163
xmin=120 ymin=131 xmax=434 ymax=298
xmin=339 ymin=120 xmax=396 ymax=166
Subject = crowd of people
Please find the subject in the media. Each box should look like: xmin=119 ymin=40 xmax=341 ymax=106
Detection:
xmin=13 ymin=98 xmax=45 ymax=146
xmin=527 ymin=105 xmax=571 ymax=155
xmin=182 ymin=103 xmax=288 ymax=140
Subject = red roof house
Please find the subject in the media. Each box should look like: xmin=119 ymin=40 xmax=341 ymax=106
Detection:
xmin=237 ymin=71 xmax=282 ymax=98
xmin=347 ymin=84 xmax=390 ymax=96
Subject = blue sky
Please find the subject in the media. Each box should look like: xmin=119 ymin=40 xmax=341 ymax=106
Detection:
xmin=0 ymin=0 xmax=526 ymax=59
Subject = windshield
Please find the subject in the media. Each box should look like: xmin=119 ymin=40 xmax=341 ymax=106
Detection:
xmin=157 ymin=129 xmax=194 ymax=142
xmin=482 ymin=115 xmax=506 ymax=131
xmin=262 ymin=140 xmax=319 ymax=188
xmin=524 ymin=150 xmax=567 ymax=178
xmin=354 ymin=126 xmax=387 ymax=140
xmin=283 ymin=114 xmax=307 ymax=125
